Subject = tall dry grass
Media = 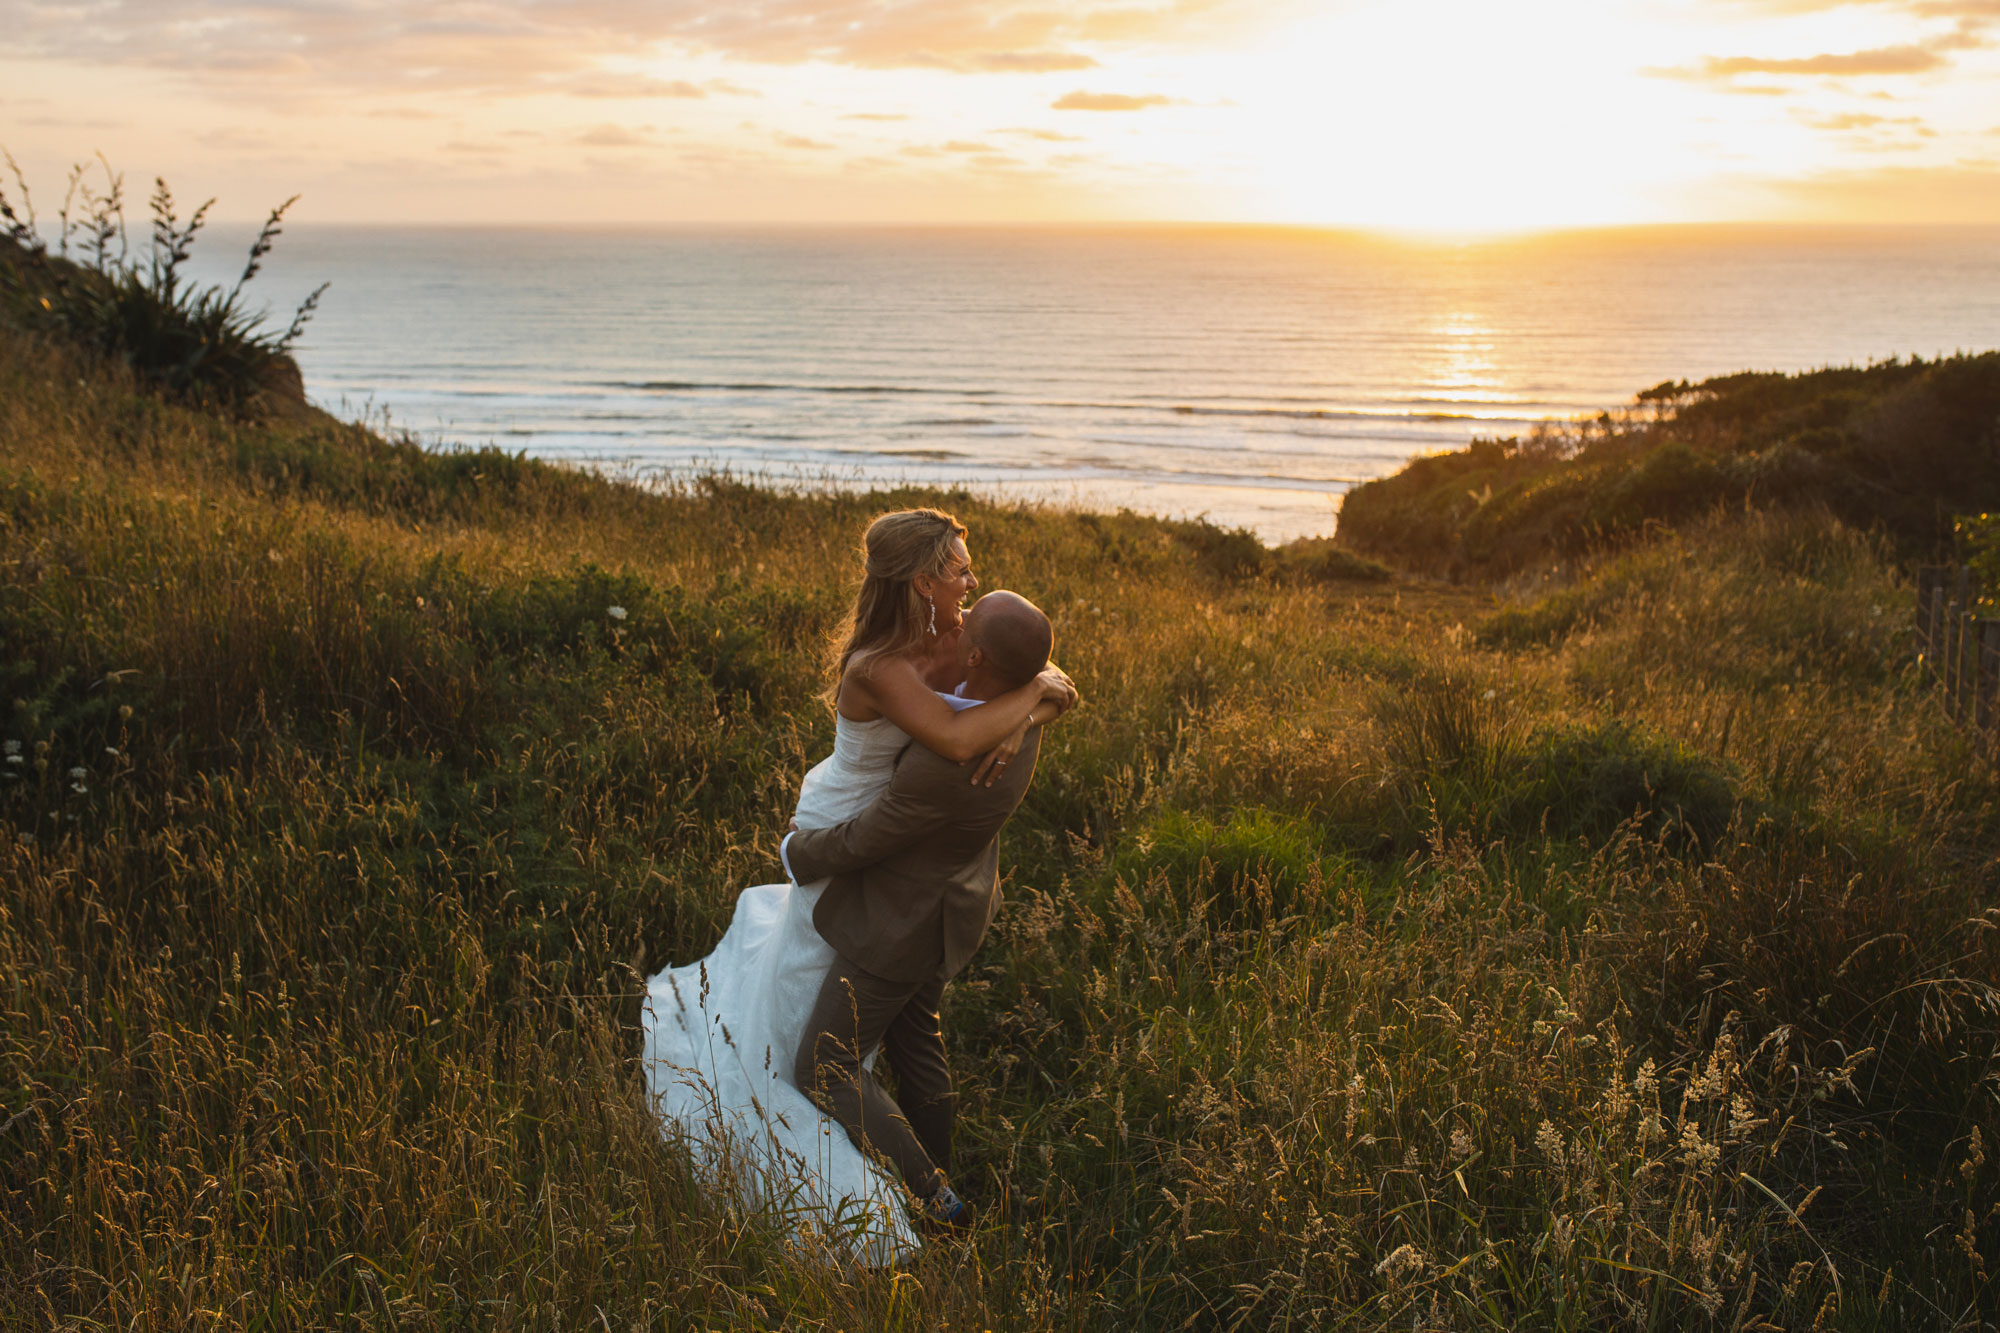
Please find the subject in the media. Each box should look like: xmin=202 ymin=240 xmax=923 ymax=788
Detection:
xmin=2 ymin=323 xmax=1995 ymax=1329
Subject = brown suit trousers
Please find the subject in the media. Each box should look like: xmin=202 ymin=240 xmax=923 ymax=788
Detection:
xmin=794 ymin=955 xmax=955 ymax=1194
xmin=787 ymin=730 xmax=1041 ymax=1194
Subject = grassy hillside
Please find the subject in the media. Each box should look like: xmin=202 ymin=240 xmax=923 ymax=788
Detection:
xmin=3 ymin=319 xmax=1997 ymax=1330
xmin=1336 ymin=355 xmax=2000 ymax=581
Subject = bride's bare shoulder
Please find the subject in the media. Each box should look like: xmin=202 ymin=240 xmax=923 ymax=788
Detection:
xmin=836 ymin=653 xmax=924 ymax=722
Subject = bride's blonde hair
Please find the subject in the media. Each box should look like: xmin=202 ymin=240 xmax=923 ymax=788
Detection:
xmin=828 ymin=507 xmax=967 ymax=699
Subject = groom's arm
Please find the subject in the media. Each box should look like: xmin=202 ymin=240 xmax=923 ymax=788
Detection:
xmin=783 ymin=747 xmax=966 ymax=884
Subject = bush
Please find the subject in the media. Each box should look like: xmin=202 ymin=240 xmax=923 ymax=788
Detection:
xmin=1335 ymin=353 xmax=2000 ymax=578
xmin=1271 ymin=537 xmax=1393 ymax=584
xmin=1959 ymin=511 xmax=2000 ymax=612
xmin=1506 ymin=719 xmax=1741 ymax=849
xmin=1110 ymin=805 xmax=1323 ymax=926
xmin=0 ymin=153 xmax=325 ymax=412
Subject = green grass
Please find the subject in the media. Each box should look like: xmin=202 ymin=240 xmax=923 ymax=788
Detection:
xmin=1 ymin=321 xmax=1996 ymax=1330
xmin=1335 ymin=353 xmax=2000 ymax=580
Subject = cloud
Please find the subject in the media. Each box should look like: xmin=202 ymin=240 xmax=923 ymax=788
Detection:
xmin=1658 ymin=6 xmax=1992 ymax=88
xmin=1720 ymin=0 xmax=2000 ymax=15
xmin=999 ymin=127 xmax=1084 ymax=141
xmin=1688 ymin=43 xmax=1949 ymax=77
xmin=941 ymin=140 xmax=997 ymax=153
xmin=967 ymin=50 xmax=1099 ymax=71
xmin=0 ymin=0 xmax=1281 ymax=92
xmin=842 ymin=113 xmax=909 ymax=122
xmin=1793 ymin=110 xmax=1927 ymax=128
xmin=27 ymin=115 xmax=125 ymax=130
xmin=365 ymin=107 xmax=444 ymax=120
xmin=1761 ymin=163 xmax=2000 ymax=219
xmin=560 ymin=74 xmax=708 ymax=99
xmin=575 ymin=124 xmax=655 ymax=147
xmin=1052 ymin=91 xmax=1176 ymax=111
xmin=775 ymin=132 xmax=835 ymax=150
xmin=198 ymin=127 xmax=278 ymax=150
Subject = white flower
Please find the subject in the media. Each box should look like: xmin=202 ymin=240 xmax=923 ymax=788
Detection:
xmin=1482 ymin=689 xmax=1497 ymax=701
xmin=4 ymin=755 xmax=20 ymax=766
xmin=607 ymin=605 xmax=628 ymax=621
xmin=70 ymin=782 xmax=87 ymax=794
xmin=16 ymin=832 xmax=33 ymax=845
xmin=2 ymin=740 xmax=18 ymax=756
xmin=68 ymin=766 xmax=87 ymax=779
xmin=105 ymin=747 xmax=119 ymax=756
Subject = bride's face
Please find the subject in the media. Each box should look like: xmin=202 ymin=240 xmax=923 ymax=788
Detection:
xmin=918 ymin=537 xmax=978 ymax=632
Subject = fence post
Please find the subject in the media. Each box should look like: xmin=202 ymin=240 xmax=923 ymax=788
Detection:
xmin=1955 ymin=568 xmax=1975 ymax=717
xmin=1979 ymin=620 xmax=2000 ymax=733
xmin=1930 ymin=585 xmax=1948 ymax=684
xmin=1916 ymin=565 xmax=1944 ymax=668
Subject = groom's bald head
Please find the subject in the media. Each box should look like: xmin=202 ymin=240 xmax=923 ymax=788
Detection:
xmin=963 ymin=591 xmax=1052 ymax=693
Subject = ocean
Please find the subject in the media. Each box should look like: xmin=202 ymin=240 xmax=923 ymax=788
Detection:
xmin=192 ymin=224 xmax=2000 ymax=542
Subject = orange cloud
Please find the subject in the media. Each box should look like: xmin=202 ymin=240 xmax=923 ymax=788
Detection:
xmin=575 ymin=124 xmax=657 ymax=147
xmin=560 ymin=75 xmax=710 ymax=99
xmin=1704 ymin=44 xmax=1949 ymax=74
xmin=0 ymin=0 xmax=1276 ymax=91
xmin=1761 ymin=163 xmax=2000 ymax=218
xmin=1052 ymin=91 xmax=1176 ymax=111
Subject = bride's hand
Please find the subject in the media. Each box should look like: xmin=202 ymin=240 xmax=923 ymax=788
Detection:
xmin=969 ymin=717 xmax=1031 ymax=787
xmin=1035 ymin=664 xmax=1078 ymax=714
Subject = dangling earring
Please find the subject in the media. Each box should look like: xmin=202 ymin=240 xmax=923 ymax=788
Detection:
xmin=926 ymin=596 xmax=938 ymax=636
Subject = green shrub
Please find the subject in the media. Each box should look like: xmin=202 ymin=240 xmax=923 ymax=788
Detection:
xmin=1337 ymin=353 xmax=2000 ymax=578
xmin=1271 ymin=536 xmax=1392 ymax=584
xmin=1505 ymin=719 xmax=1741 ymax=849
xmin=1959 ymin=510 xmax=2000 ymax=612
xmin=1111 ymin=805 xmax=1323 ymax=925
xmin=0 ymin=155 xmax=325 ymax=412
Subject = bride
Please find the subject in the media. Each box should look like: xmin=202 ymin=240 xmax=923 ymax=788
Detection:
xmin=639 ymin=507 xmax=1076 ymax=1263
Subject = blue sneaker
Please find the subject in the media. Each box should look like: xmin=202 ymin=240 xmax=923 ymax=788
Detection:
xmin=916 ymin=1181 xmax=974 ymax=1233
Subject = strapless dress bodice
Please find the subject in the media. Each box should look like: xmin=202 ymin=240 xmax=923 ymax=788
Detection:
xmin=793 ymin=713 xmax=910 ymax=830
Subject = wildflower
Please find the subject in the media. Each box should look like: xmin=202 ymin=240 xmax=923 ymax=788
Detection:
xmin=2 ymin=740 xmax=18 ymax=757
xmin=1637 ymin=1108 xmax=1666 ymax=1146
xmin=1482 ymin=688 xmax=1496 ymax=700
xmin=16 ymin=832 xmax=33 ymax=845
xmin=1372 ymin=1243 xmax=1426 ymax=1280
xmin=1450 ymin=1125 xmax=1474 ymax=1160
xmin=608 ymin=605 xmax=628 ymax=621
xmin=68 ymin=766 xmax=86 ymax=779
xmin=1535 ymin=1119 xmax=1566 ymax=1168
xmin=1678 ymin=1121 xmax=1721 ymax=1173
xmin=104 ymin=746 xmax=119 ymax=756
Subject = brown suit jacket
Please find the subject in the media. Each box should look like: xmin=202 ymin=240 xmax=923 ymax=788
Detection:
xmin=786 ymin=730 xmax=1042 ymax=985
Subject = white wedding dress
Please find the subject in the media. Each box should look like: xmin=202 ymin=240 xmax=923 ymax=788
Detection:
xmin=640 ymin=696 xmax=973 ymax=1265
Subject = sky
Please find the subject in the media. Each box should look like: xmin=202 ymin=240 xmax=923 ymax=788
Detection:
xmin=2 ymin=0 xmax=1998 ymax=230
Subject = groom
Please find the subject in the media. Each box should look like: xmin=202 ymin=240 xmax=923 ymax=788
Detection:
xmin=780 ymin=590 xmax=1058 ymax=1230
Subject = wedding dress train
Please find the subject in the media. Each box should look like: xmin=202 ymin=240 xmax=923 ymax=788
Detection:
xmin=640 ymin=705 xmax=956 ymax=1265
